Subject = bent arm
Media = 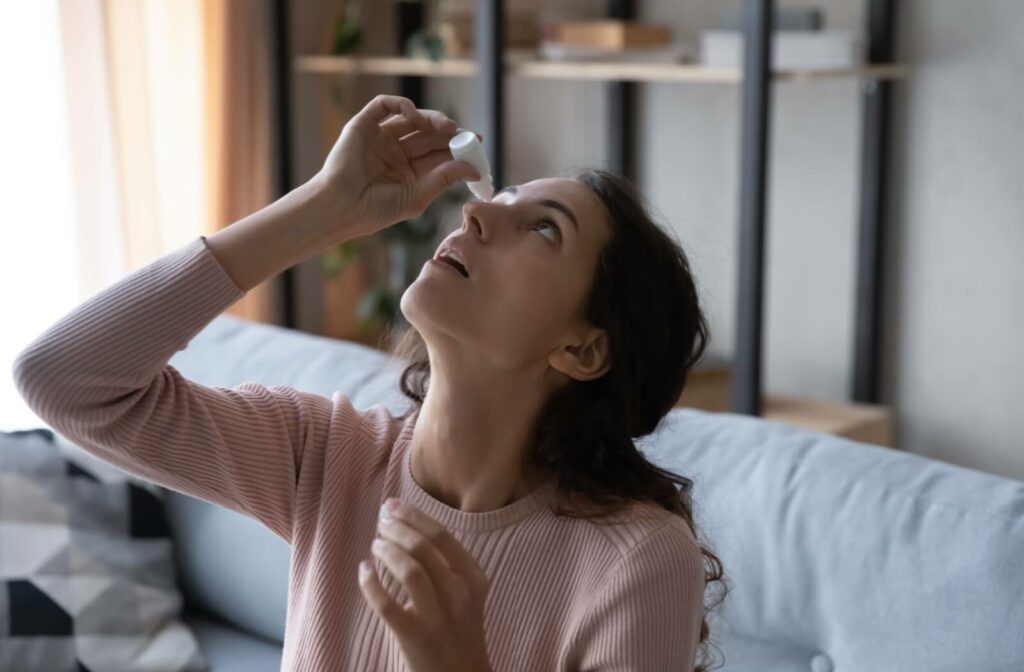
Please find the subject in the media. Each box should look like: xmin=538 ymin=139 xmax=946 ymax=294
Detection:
xmin=205 ymin=172 xmax=351 ymax=292
xmin=12 ymin=177 xmax=356 ymax=543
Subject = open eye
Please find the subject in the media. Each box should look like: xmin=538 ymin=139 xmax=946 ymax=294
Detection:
xmin=534 ymin=220 xmax=560 ymax=242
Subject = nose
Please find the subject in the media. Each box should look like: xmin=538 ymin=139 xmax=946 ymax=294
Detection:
xmin=460 ymin=199 xmax=495 ymax=241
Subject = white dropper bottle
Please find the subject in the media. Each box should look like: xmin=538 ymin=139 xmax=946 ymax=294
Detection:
xmin=448 ymin=131 xmax=494 ymax=201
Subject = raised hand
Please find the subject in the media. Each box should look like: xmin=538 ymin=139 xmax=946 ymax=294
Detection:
xmin=317 ymin=95 xmax=482 ymax=241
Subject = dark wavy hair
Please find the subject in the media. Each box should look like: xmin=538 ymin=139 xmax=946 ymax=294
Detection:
xmin=385 ymin=168 xmax=729 ymax=671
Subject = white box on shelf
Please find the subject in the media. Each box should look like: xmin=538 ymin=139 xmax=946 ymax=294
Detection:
xmin=700 ymin=30 xmax=863 ymax=70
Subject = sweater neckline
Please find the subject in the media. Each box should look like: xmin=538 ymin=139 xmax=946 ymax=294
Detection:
xmin=395 ymin=408 xmax=558 ymax=534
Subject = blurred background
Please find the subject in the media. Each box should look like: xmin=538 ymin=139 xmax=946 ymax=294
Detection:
xmin=1 ymin=0 xmax=1021 ymax=483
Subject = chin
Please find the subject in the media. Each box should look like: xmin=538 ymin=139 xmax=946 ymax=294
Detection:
xmin=400 ymin=281 xmax=462 ymax=345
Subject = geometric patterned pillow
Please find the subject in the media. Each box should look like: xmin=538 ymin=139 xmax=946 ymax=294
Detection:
xmin=0 ymin=428 xmax=208 ymax=672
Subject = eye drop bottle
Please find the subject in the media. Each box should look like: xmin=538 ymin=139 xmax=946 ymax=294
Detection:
xmin=448 ymin=131 xmax=494 ymax=201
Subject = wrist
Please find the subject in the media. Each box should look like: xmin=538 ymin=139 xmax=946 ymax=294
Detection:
xmin=303 ymin=171 xmax=355 ymax=247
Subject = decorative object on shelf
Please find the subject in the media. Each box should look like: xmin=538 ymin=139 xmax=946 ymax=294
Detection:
xmin=404 ymin=28 xmax=445 ymax=61
xmin=701 ymin=29 xmax=863 ymax=70
xmin=436 ymin=8 xmax=540 ymax=58
xmin=327 ymin=1 xmax=364 ymax=114
xmin=540 ymin=20 xmax=673 ymax=50
xmin=702 ymin=6 xmax=861 ymax=71
xmin=330 ymin=0 xmax=362 ymax=56
xmin=535 ymin=19 xmax=686 ymax=64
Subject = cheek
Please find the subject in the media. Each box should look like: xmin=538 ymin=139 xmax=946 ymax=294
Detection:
xmin=480 ymin=263 xmax=581 ymax=348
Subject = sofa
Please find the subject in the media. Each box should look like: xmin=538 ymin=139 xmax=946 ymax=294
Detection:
xmin=143 ymin=314 xmax=1024 ymax=671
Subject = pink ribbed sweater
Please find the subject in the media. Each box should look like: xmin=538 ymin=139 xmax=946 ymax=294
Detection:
xmin=12 ymin=236 xmax=706 ymax=671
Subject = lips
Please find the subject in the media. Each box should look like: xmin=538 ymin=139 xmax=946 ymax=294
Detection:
xmin=433 ymin=241 xmax=470 ymax=278
xmin=436 ymin=255 xmax=468 ymax=277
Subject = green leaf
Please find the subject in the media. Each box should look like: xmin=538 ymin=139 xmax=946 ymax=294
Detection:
xmin=338 ymin=240 xmax=360 ymax=261
xmin=356 ymin=286 xmax=399 ymax=327
xmin=332 ymin=17 xmax=362 ymax=55
xmin=321 ymin=252 xmax=342 ymax=279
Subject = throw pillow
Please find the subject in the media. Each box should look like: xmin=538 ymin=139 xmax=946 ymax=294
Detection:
xmin=0 ymin=428 xmax=208 ymax=672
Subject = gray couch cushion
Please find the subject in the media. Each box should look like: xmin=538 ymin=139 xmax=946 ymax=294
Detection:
xmin=640 ymin=408 xmax=1024 ymax=670
xmin=184 ymin=610 xmax=282 ymax=672
xmin=162 ymin=489 xmax=290 ymax=646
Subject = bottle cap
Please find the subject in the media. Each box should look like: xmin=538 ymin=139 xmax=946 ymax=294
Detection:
xmin=449 ymin=131 xmax=493 ymax=199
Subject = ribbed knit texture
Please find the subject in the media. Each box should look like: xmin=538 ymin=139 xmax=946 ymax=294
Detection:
xmin=12 ymin=235 xmax=706 ymax=671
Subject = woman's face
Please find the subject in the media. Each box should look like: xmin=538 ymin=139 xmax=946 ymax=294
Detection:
xmin=401 ymin=177 xmax=613 ymax=378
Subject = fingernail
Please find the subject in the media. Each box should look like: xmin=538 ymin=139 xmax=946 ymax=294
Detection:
xmin=371 ymin=538 xmax=387 ymax=553
xmin=358 ymin=560 xmax=370 ymax=582
xmin=379 ymin=502 xmax=391 ymax=521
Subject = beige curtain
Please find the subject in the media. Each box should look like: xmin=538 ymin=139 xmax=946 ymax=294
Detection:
xmin=57 ymin=0 xmax=280 ymax=324
xmin=201 ymin=0 xmax=280 ymax=323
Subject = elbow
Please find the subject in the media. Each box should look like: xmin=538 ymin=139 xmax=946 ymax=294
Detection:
xmin=11 ymin=342 xmax=133 ymax=436
xmin=12 ymin=343 xmax=53 ymax=415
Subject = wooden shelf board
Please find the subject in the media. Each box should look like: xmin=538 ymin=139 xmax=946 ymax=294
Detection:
xmin=677 ymin=369 xmax=894 ymax=447
xmin=294 ymin=55 xmax=908 ymax=84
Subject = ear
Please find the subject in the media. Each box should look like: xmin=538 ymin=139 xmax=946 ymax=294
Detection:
xmin=548 ymin=328 xmax=611 ymax=382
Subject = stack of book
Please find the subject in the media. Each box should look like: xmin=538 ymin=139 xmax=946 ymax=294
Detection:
xmin=537 ymin=20 xmax=691 ymax=63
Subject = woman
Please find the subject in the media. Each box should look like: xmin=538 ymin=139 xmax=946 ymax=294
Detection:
xmin=14 ymin=95 xmax=726 ymax=671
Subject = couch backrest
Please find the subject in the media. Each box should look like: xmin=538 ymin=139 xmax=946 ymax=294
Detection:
xmin=639 ymin=408 xmax=1024 ymax=670
xmin=169 ymin=315 xmax=1024 ymax=668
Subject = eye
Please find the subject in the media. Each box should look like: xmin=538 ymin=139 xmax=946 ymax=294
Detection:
xmin=533 ymin=220 xmax=560 ymax=242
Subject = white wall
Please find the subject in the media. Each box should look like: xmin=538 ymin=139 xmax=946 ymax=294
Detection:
xmin=426 ymin=0 xmax=1024 ymax=481
xmin=884 ymin=0 xmax=1023 ymax=480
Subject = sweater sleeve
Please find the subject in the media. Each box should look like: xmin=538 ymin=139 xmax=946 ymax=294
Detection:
xmin=11 ymin=235 xmax=344 ymax=545
xmin=570 ymin=522 xmax=706 ymax=672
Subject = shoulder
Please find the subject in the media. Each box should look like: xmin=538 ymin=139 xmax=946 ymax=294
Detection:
xmin=327 ymin=393 xmax=408 ymax=447
xmin=580 ymin=498 xmax=702 ymax=563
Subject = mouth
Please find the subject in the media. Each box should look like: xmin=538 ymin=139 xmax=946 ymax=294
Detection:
xmin=433 ymin=249 xmax=470 ymax=278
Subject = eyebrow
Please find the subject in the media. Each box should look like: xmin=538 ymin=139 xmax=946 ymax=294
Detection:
xmin=496 ymin=185 xmax=579 ymax=233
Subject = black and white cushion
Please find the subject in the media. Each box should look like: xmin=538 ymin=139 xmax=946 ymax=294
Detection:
xmin=0 ymin=428 xmax=208 ymax=672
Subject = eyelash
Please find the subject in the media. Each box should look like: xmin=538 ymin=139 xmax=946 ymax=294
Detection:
xmin=533 ymin=220 xmax=561 ymax=242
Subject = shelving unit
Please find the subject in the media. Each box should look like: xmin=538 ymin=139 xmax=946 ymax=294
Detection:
xmin=277 ymin=0 xmax=903 ymax=443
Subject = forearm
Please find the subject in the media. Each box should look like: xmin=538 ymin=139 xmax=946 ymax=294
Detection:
xmin=205 ymin=173 xmax=350 ymax=292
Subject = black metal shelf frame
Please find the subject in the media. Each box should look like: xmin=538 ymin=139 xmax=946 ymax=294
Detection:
xmin=272 ymin=0 xmax=899 ymax=413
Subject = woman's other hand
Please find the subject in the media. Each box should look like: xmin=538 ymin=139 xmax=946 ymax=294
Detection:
xmin=317 ymin=95 xmax=482 ymax=241
xmin=360 ymin=498 xmax=492 ymax=672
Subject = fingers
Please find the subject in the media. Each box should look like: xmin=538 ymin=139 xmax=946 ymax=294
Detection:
xmin=413 ymin=158 xmax=481 ymax=208
xmin=388 ymin=501 xmax=488 ymax=594
xmin=410 ymin=150 xmax=449 ymax=177
xmin=376 ymin=516 xmax=460 ymax=615
xmin=358 ymin=559 xmax=418 ymax=636
xmin=402 ymin=131 xmax=459 ymax=160
xmin=354 ymin=94 xmax=433 ymax=134
xmin=370 ymin=536 xmax=446 ymax=622
xmin=382 ymin=108 xmax=457 ymax=139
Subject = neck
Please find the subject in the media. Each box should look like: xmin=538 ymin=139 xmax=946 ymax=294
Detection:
xmin=409 ymin=367 xmax=553 ymax=512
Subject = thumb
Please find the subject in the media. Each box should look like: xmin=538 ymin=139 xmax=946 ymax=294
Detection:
xmin=415 ymin=160 xmax=482 ymax=207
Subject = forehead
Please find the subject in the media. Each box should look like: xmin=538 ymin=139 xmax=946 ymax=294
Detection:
xmin=497 ymin=177 xmax=610 ymax=239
